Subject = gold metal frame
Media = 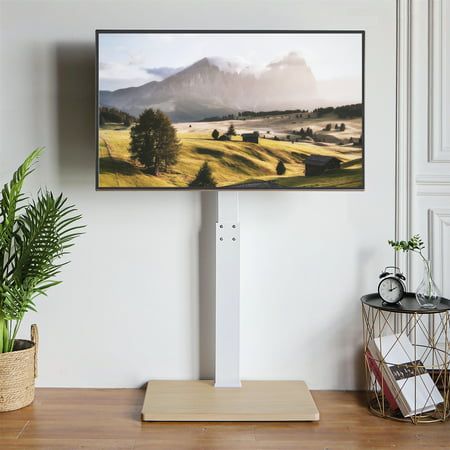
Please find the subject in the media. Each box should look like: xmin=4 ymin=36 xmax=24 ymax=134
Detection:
xmin=362 ymin=302 xmax=449 ymax=424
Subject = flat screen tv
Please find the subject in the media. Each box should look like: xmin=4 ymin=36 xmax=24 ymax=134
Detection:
xmin=96 ymin=30 xmax=364 ymax=190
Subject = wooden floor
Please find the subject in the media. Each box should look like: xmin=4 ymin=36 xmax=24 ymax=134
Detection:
xmin=1 ymin=389 xmax=449 ymax=449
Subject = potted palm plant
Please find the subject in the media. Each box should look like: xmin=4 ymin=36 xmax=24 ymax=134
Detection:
xmin=0 ymin=148 xmax=83 ymax=411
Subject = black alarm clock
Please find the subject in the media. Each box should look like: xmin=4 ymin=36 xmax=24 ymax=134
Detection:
xmin=378 ymin=266 xmax=406 ymax=304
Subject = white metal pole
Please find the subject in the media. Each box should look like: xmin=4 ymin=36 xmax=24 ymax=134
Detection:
xmin=215 ymin=191 xmax=241 ymax=388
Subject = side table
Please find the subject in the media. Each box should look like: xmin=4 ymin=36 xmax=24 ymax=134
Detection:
xmin=361 ymin=293 xmax=450 ymax=423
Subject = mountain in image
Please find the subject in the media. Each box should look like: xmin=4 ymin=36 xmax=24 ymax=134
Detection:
xmin=99 ymin=53 xmax=320 ymax=122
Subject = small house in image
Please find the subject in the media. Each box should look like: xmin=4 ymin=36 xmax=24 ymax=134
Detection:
xmin=241 ymin=132 xmax=259 ymax=144
xmin=305 ymin=155 xmax=341 ymax=176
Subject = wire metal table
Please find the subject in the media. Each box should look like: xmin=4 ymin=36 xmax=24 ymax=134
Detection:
xmin=361 ymin=293 xmax=450 ymax=423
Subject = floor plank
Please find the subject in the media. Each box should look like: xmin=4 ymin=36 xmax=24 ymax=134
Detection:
xmin=0 ymin=420 xmax=29 ymax=439
xmin=0 ymin=439 xmax=135 ymax=449
xmin=0 ymin=388 xmax=448 ymax=449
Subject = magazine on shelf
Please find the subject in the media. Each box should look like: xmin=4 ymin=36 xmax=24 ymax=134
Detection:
xmin=365 ymin=350 xmax=399 ymax=411
xmin=368 ymin=333 xmax=444 ymax=417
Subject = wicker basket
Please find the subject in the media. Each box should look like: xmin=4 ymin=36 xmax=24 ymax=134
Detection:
xmin=0 ymin=324 xmax=38 ymax=412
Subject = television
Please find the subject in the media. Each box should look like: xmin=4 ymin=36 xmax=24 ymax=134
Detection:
xmin=96 ymin=30 xmax=364 ymax=190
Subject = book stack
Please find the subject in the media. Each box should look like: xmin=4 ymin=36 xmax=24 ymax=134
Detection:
xmin=367 ymin=333 xmax=444 ymax=417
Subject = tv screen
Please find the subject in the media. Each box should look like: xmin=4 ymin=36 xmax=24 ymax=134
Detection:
xmin=96 ymin=30 xmax=364 ymax=190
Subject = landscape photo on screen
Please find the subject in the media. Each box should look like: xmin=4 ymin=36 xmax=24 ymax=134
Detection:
xmin=98 ymin=32 xmax=364 ymax=189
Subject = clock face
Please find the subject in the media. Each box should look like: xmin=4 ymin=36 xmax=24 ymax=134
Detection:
xmin=378 ymin=277 xmax=404 ymax=304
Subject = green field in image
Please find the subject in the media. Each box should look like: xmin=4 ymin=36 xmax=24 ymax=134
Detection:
xmin=98 ymin=126 xmax=363 ymax=189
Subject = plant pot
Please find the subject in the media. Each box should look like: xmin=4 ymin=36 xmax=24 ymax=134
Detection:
xmin=0 ymin=324 xmax=38 ymax=412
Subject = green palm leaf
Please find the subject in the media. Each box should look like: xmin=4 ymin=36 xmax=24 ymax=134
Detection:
xmin=0 ymin=148 xmax=43 ymax=251
xmin=0 ymin=149 xmax=83 ymax=352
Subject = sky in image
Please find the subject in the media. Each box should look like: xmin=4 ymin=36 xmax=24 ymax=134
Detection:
xmin=99 ymin=32 xmax=363 ymax=92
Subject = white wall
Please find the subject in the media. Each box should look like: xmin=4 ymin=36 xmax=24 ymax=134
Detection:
xmin=0 ymin=0 xmax=397 ymax=389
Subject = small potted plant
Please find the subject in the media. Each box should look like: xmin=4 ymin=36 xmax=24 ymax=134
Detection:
xmin=389 ymin=234 xmax=441 ymax=309
xmin=0 ymin=149 xmax=83 ymax=411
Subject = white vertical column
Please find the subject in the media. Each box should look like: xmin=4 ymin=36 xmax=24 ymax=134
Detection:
xmin=215 ymin=191 xmax=241 ymax=388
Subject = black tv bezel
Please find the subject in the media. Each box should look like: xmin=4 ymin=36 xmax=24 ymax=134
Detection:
xmin=95 ymin=29 xmax=365 ymax=191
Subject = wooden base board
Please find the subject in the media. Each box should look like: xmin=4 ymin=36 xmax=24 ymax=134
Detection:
xmin=141 ymin=380 xmax=319 ymax=422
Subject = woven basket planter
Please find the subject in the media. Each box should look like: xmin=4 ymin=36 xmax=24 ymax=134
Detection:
xmin=0 ymin=324 xmax=38 ymax=412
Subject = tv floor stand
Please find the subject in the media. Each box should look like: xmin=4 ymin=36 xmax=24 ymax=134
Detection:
xmin=142 ymin=192 xmax=319 ymax=421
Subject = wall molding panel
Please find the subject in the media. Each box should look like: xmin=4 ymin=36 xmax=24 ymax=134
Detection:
xmin=416 ymin=175 xmax=450 ymax=196
xmin=428 ymin=209 xmax=450 ymax=294
xmin=416 ymin=175 xmax=450 ymax=186
xmin=396 ymin=0 xmax=413 ymax=282
xmin=428 ymin=0 xmax=450 ymax=163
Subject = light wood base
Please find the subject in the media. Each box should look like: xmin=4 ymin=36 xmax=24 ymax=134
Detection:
xmin=141 ymin=380 xmax=320 ymax=421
